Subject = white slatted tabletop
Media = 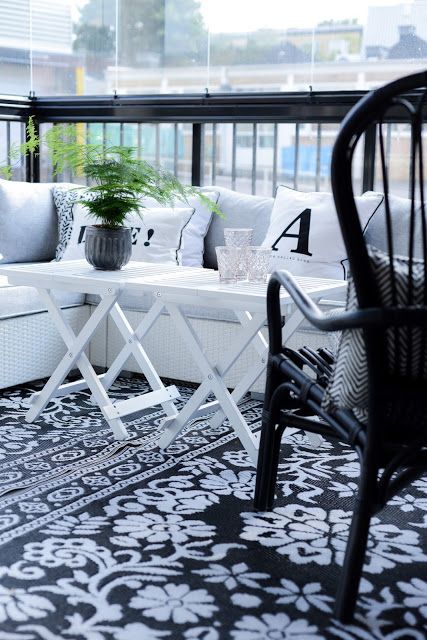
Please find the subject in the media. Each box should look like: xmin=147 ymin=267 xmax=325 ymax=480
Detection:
xmin=129 ymin=270 xmax=346 ymax=313
xmin=0 ymin=260 xmax=207 ymax=295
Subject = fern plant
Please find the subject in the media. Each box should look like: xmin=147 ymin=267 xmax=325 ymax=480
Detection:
xmin=2 ymin=118 xmax=222 ymax=228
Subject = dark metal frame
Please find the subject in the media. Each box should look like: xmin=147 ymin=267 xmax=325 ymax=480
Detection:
xmin=254 ymin=70 xmax=427 ymax=622
xmin=0 ymin=88 xmax=426 ymax=186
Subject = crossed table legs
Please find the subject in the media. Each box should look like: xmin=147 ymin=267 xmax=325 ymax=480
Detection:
xmin=158 ymin=300 xmax=323 ymax=464
xmin=26 ymin=289 xmax=179 ymax=439
xmin=27 ymin=288 xmax=323 ymax=461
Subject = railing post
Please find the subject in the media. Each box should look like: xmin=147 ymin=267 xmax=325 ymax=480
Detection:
xmin=362 ymin=123 xmax=376 ymax=193
xmin=191 ymin=123 xmax=203 ymax=186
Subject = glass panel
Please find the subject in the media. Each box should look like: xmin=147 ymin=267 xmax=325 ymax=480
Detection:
xmin=200 ymin=121 xmax=339 ymax=195
xmin=38 ymin=120 xmax=194 ymax=185
xmin=0 ymin=121 xmax=26 ymax=179
xmin=1 ymin=0 xmax=427 ymax=96
xmin=374 ymin=123 xmax=427 ymax=199
xmin=203 ymin=0 xmax=427 ymax=93
xmin=352 ymin=130 xmax=366 ymax=196
xmin=31 ymin=0 xmax=76 ymax=95
xmin=175 ymin=123 xmax=192 ymax=184
xmin=68 ymin=0 xmax=116 ymax=96
xmin=116 ymin=0 xmax=208 ymax=94
xmin=0 ymin=0 xmax=30 ymax=95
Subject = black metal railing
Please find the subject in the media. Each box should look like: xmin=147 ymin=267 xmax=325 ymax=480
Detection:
xmin=0 ymin=90 xmax=425 ymax=197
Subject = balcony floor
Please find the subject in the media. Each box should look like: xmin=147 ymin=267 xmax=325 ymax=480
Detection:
xmin=0 ymin=374 xmax=425 ymax=637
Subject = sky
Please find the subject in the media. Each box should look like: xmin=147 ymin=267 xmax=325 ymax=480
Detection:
xmin=199 ymin=0 xmax=409 ymax=32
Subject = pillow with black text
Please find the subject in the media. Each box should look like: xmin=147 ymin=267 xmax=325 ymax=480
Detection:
xmin=53 ymin=186 xmax=194 ymax=265
xmin=140 ymin=190 xmax=219 ymax=267
xmin=261 ymin=186 xmax=383 ymax=279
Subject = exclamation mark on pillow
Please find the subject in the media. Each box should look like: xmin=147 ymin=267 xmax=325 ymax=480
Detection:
xmin=144 ymin=229 xmax=154 ymax=247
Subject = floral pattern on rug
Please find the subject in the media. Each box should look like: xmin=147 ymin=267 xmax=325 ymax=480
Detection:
xmin=0 ymin=376 xmax=426 ymax=639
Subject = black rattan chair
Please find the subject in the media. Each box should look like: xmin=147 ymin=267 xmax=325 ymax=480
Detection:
xmin=254 ymin=70 xmax=427 ymax=622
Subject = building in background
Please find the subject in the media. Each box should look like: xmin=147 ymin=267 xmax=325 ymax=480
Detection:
xmin=364 ymin=0 xmax=427 ymax=58
xmin=285 ymin=21 xmax=363 ymax=63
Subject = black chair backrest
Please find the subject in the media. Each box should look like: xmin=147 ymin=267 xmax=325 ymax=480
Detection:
xmin=331 ymin=71 xmax=427 ymax=437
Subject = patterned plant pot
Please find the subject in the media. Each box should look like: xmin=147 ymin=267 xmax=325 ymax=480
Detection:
xmin=85 ymin=226 xmax=132 ymax=270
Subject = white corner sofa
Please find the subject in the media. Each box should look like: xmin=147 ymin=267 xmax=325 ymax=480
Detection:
xmin=0 ymin=180 xmax=349 ymax=393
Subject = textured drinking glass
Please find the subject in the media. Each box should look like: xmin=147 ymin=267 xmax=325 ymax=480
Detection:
xmin=215 ymin=246 xmax=241 ymax=283
xmin=246 ymin=247 xmax=271 ymax=283
xmin=235 ymin=246 xmax=249 ymax=281
xmin=224 ymin=228 xmax=254 ymax=248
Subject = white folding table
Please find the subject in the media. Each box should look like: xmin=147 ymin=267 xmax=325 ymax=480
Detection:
xmin=0 ymin=260 xmax=208 ymax=440
xmin=1 ymin=260 xmax=346 ymax=462
xmin=126 ymin=270 xmax=347 ymax=463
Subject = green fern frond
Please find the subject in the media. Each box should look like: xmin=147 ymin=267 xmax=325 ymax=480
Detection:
xmin=22 ymin=117 xmax=39 ymax=154
xmin=0 ymin=166 xmax=12 ymax=179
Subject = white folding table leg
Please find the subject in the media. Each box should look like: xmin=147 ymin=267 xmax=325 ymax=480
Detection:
xmin=158 ymin=379 xmax=213 ymax=449
xmin=158 ymin=302 xmax=259 ymax=462
xmin=100 ymin=299 xmax=165 ymax=392
xmin=108 ymin=303 xmax=179 ymax=418
xmin=26 ymin=289 xmax=129 ymax=440
xmin=209 ymin=375 xmax=259 ymax=463
xmin=207 ymin=355 xmax=266 ymax=430
xmin=75 ymin=352 xmax=130 ymax=440
xmin=208 ymin=310 xmax=268 ymax=429
xmin=205 ymin=305 xmax=323 ymax=448
xmin=27 ymin=290 xmax=118 ymax=420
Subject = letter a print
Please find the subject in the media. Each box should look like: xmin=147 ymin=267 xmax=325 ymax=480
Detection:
xmin=271 ymin=208 xmax=313 ymax=256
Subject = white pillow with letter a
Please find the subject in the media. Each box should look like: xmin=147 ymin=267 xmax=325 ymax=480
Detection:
xmin=261 ymin=186 xmax=383 ymax=279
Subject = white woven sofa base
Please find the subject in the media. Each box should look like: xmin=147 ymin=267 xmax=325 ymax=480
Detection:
xmin=0 ymin=306 xmax=90 ymax=389
xmin=88 ymin=307 xmax=337 ymax=394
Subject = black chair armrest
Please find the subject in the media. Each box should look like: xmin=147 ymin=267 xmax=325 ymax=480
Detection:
xmin=268 ymin=270 xmax=427 ymax=355
xmin=267 ymin=270 xmax=343 ymax=354
xmin=268 ymin=270 xmax=412 ymax=355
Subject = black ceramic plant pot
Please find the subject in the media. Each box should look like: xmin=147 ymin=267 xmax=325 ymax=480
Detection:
xmin=85 ymin=226 xmax=132 ymax=270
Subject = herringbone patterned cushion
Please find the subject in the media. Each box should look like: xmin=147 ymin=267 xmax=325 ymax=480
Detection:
xmin=322 ymin=245 xmax=426 ymax=423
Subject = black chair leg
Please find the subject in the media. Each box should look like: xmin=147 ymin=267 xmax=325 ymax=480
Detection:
xmin=254 ymin=410 xmax=278 ymax=510
xmin=265 ymin=423 xmax=285 ymax=509
xmin=254 ymin=359 xmax=281 ymax=510
xmin=334 ymin=484 xmax=373 ymax=622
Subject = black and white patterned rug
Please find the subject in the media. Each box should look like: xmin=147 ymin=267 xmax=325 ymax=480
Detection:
xmin=0 ymin=376 xmax=426 ymax=640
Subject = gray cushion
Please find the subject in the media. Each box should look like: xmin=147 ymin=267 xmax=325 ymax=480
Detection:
xmin=0 ymin=179 xmax=62 ymax=264
xmin=0 ymin=275 xmax=85 ymax=321
xmin=202 ymin=186 xmax=274 ymax=269
xmin=364 ymin=192 xmax=422 ymax=258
